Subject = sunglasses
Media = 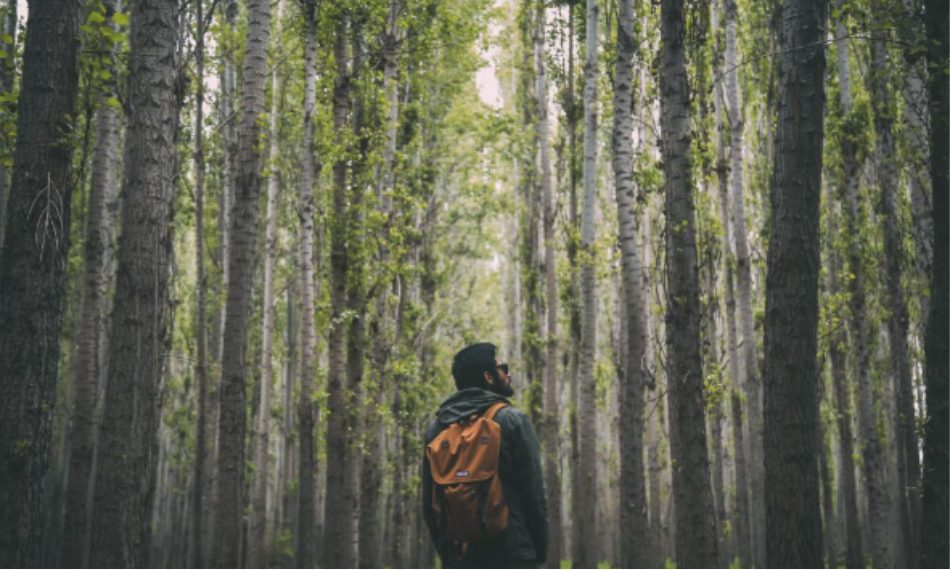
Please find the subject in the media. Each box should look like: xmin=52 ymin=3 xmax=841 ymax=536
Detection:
xmin=496 ymin=362 xmax=509 ymax=375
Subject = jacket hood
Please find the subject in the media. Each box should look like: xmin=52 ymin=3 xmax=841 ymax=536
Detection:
xmin=435 ymin=387 xmax=509 ymax=425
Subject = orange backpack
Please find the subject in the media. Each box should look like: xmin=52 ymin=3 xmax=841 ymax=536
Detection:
xmin=426 ymin=402 xmax=510 ymax=544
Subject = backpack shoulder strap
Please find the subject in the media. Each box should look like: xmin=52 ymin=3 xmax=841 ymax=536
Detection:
xmin=483 ymin=402 xmax=508 ymax=422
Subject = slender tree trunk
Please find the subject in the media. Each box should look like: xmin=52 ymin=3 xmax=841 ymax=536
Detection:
xmin=700 ymin=217 xmax=726 ymax=566
xmin=61 ymin=2 xmax=121 ymax=563
xmin=213 ymin=0 xmax=271 ymax=565
xmin=611 ymin=0 xmax=648 ymax=565
xmin=817 ymin=398 xmax=837 ymax=565
xmin=761 ymin=0 xmax=827 ymax=563
xmin=713 ymin=55 xmax=751 ymax=567
xmin=192 ymin=1 xmax=210 ymax=566
xmin=295 ymin=1 xmax=318 ymax=567
xmin=249 ymin=1 xmax=285 ymax=565
xmin=867 ymin=11 xmax=919 ymax=567
xmin=206 ymin=5 xmax=238 ymax=561
xmin=0 ymin=1 xmax=81 ymax=565
xmin=360 ymin=4 xmax=401 ymax=567
xmin=659 ymin=0 xmax=718 ymax=564
xmin=0 ymin=0 xmax=16 ymax=252
xmin=824 ymin=186 xmax=863 ymax=568
xmin=324 ymin=11 xmax=355 ymax=568
xmin=920 ymin=0 xmax=949 ymax=564
xmin=341 ymin=20 xmax=368 ymax=568
xmin=723 ymin=3 xmax=764 ymax=562
xmin=88 ymin=0 xmax=179 ymax=565
xmin=898 ymin=0 xmax=932 ymax=319
xmin=835 ymin=14 xmax=891 ymax=565
xmin=537 ymin=1 xmax=563 ymax=565
xmin=565 ymin=4 xmax=584 ymax=562
xmin=577 ymin=0 xmax=600 ymax=566
xmin=216 ymin=0 xmax=238 ymax=365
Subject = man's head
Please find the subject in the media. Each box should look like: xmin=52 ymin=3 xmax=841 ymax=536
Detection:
xmin=451 ymin=342 xmax=514 ymax=397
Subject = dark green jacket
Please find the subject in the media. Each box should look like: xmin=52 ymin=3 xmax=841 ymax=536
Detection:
xmin=422 ymin=388 xmax=548 ymax=567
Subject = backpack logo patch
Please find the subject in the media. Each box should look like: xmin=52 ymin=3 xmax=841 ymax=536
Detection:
xmin=456 ymin=470 xmax=470 ymax=478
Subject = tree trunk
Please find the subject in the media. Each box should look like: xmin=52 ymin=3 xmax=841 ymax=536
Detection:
xmin=341 ymin=20 xmax=368 ymax=567
xmin=537 ymin=1 xmax=563 ymax=565
xmin=565 ymin=4 xmax=584 ymax=562
xmin=921 ymin=0 xmax=949 ymax=565
xmin=360 ymin=4 xmax=401 ymax=567
xmin=61 ymin=1 xmax=121 ymax=563
xmin=714 ymin=54 xmax=751 ymax=567
xmin=835 ymin=13 xmax=891 ymax=565
xmin=0 ymin=1 xmax=81 ymax=565
xmin=659 ymin=0 xmax=718 ymax=565
xmin=577 ymin=0 xmax=600 ymax=566
xmin=213 ymin=0 xmax=271 ymax=565
xmin=761 ymin=0 xmax=827 ymax=563
xmin=324 ymin=11 xmax=355 ymax=568
xmin=0 ymin=0 xmax=16 ymax=252
xmin=88 ymin=0 xmax=179 ymax=565
xmin=867 ymin=11 xmax=919 ymax=566
xmin=249 ymin=0 xmax=285 ymax=565
xmin=611 ymin=0 xmax=648 ymax=565
xmin=205 ymin=4 xmax=238 ymax=561
xmin=818 ymin=401 xmax=836 ymax=565
xmin=192 ymin=0 xmax=209 ymax=567
xmin=900 ymin=13 xmax=932 ymax=323
xmin=825 ymin=185 xmax=863 ymax=569
xmin=723 ymin=2 xmax=764 ymax=562
xmin=295 ymin=1 xmax=318 ymax=567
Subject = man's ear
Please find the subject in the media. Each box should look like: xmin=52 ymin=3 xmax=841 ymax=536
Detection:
xmin=483 ymin=370 xmax=494 ymax=386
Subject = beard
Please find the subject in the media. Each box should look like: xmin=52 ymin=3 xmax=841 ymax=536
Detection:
xmin=489 ymin=369 xmax=514 ymax=397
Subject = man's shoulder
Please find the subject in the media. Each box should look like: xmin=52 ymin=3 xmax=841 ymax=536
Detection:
xmin=494 ymin=404 xmax=532 ymax=431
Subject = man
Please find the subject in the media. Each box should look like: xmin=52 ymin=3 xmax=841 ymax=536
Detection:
xmin=422 ymin=342 xmax=548 ymax=568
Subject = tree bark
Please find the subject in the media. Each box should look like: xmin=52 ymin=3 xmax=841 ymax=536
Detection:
xmin=213 ymin=0 xmax=271 ymax=565
xmin=761 ymin=0 xmax=827 ymax=564
xmin=835 ymin=12 xmax=891 ymax=566
xmin=577 ymin=0 xmax=600 ymax=566
xmin=341 ymin=19 xmax=368 ymax=567
xmin=205 ymin=4 xmax=238 ymax=561
xmin=824 ymin=185 xmax=863 ymax=569
xmin=296 ymin=1 xmax=319 ymax=567
xmin=324 ymin=11 xmax=356 ymax=568
xmin=714 ymin=55 xmax=751 ymax=567
xmin=722 ymin=3 xmax=765 ymax=563
xmin=360 ymin=4 xmax=401 ymax=567
xmin=921 ymin=0 xmax=949 ymax=565
xmin=192 ymin=1 xmax=209 ymax=566
xmin=61 ymin=2 xmax=121 ymax=564
xmin=0 ymin=0 xmax=16 ymax=252
xmin=611 ymin=0 xmax=648 ymax=566
xmin=248 ymin=0 xmax=285 ymax=565
xmin=659 ymin=0 xmax=718 ymax=565
xmin=0 ymin=1 xmax=81 ymax=565
xmin=88 ymin=0 xmax=179 ymax=565
xmin=868 ymin=10 xmax=919 ymax=566
xmin=537 ymin=1 xmax=563 ymax=565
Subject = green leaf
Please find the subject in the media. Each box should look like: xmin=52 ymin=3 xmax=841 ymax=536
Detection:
xmin=112 ymin=12 xmax=130 ymax=27
xmin=87 ymin=11 xmax=106 ymax=25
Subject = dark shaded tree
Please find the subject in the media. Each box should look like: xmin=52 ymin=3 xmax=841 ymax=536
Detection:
xmin=761 ymin=0 xmax=828 ymax=564
xmin=0 ymin=1 xmax=82 ymax=565
xmin=88 ymin=0 xmax=180 ymax=565
xmin=213 ymin=0 xmax=271 ymax=565
xmin=920 ymin=0 xmax=948 ymax=565
xmin=659 ymin=0 xmax=718 ymax=564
